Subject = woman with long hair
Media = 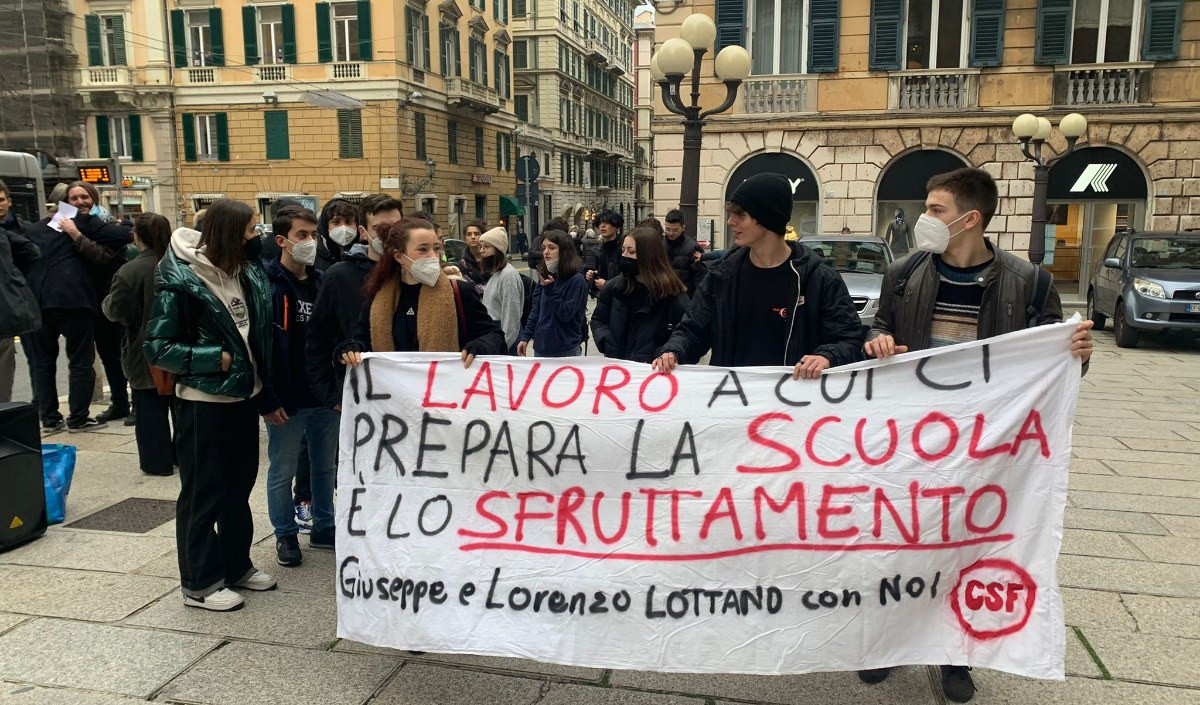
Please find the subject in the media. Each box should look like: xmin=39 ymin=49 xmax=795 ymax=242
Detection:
xmin=338 ymin=217 xmax=506 ymax=364
xmin=590 ymin=227 xmax=690 ymax=362
xmin=102 ymin=213 xmax=176 ymax=475
xmin=477 ymin=227 xmax=526 ymax=354
xmin=144 ymin=198 xmax=279 ymax=612
xmin=517 ymin=230 xmax=588 ymax=357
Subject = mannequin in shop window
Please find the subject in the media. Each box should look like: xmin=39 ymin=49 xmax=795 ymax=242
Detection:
xmin=886 ymin=209 xmax=913 ymax=256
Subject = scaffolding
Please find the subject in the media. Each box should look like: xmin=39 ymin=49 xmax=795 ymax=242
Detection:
xmin=0 ymin=0 xmax=80 ymax=156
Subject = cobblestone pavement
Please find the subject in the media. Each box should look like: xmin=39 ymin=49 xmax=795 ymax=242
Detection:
xmin=2 ymin=326 xmax=1199 ymax=705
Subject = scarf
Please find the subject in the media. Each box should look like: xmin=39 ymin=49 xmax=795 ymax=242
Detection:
xmin=369 ymin=273 xmax=459 ymax=353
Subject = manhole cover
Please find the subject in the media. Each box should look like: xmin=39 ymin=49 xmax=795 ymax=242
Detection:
xmin=67 ymin=498 xmax=177 ymax=533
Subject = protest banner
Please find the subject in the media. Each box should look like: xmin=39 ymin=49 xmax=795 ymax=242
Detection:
xmin=335 ymin=318 xmax=1082 ymax=679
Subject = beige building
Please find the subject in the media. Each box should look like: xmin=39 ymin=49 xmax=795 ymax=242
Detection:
xmin=510 ymin=0 xmax=638 ymax=230
xmin=652 ymin=0 xmax=1199 ymax=302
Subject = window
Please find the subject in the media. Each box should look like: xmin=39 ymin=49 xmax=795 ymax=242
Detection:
xmin=515 ymin=94 xmax=529 ymax=121
xmin=543 ymin=151 xmax=550 ymax=177
xmin=415 ymin=113 xmax=427 ymax=159
xmin=448 ymin=121 xmax=458 ymax=163
xmin=469 ymin=36 xmax=488 ymax=84
xmin=514 ymin=40 xmax=528 ymax=68
xmin=332 ymin=2 xmax=360 ymax=61
xmin=186 ymin=11 xmax=211 ymax=66
xmin=337 ymin=109 xmax=363 ymax=158
xmin=100 ymin=15 xmax=126 ymax=66
xmin=440 ymin=20 xmax=462 ymax=76
xmin=514 ymin=0 xmax=526 ymax=18
xmin=265 ymin=110 xmax=290 ymax=160
xmin=496 ymin=133 xmax=504 ymax=169
xmin=900 ymin=0 xmax=967 ymax=69
xmin=406 ymin=8 xmax=431 ymax=70
xmin=475 ymin=195 xmax=487 ymax=219
xmin=475 ymin=126 xmax=485 ymax=166
xmin=196 ymin=114 xmax=218 ymax=160
xmin=259 ymin=6 xmax=286 ymax=64
xmin=97 ymin=115 xmax=134 ymax=159
xmin=1073 ymin=0 xmax=1137 ymax=64
xmin=495 ymin=51 xmax=510 ymax=98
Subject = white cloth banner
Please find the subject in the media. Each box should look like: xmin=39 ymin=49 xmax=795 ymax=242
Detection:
xmin=336 ymin=318 xmax=1082 ymax=679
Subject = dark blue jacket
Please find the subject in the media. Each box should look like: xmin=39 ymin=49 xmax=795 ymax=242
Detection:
xmin=260 ymin=257 xmax=324 ymax=414
xmin=519 ymin=272 xmax=588 ymax=355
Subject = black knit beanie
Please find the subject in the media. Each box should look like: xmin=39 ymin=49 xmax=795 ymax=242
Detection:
xmin=729 ymin=173 xmax=793 ymax=236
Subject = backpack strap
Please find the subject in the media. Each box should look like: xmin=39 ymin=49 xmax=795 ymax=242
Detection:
xmin=892 ymin=251 xmax=931 ymax=298
xmin=1026 ymin=265 xmax=1053 ymax=327
xmin=450 ymin=278 xmax=468 ymax=346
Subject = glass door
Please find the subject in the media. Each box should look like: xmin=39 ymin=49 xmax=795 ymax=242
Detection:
xmin=1046 ymin=202 xmax=1085 ymax=299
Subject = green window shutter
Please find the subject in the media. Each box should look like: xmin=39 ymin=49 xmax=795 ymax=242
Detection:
xmin=316 ymin=3 xmax=332 ymax=62
xmin=869 ymin=0 xmax=904 ymax=71
xmin=969 ymin=0 xmax=1005 ymax=67
xmin=422 ymin=15 xmax=431 ymax=69
xmin=455 ymin=31 xmax=462 ymax=75
xmin=86 ymin=15 xmax=103 ymax=66
xmin=1142 ymin=0 xmax=1183 ymax=61
xmin=494 ymin=0 xmax=499 ymax=21
xmin=265 ymin=111 xmax=289 ymax=160
xmin=337 ymin=110 xmax=350 ymax=157
xmin=504 ymin=55 xmax=511 ymax=97
xmin=514 ymin=41 xmax=526 ymax=68
xmin=111 ymin=16 xmax=127 ymax=65
xmin=337 ymin=109 xmax=363 ymax=158
xmin=415 ymin=113 xmax=426 ymax=159
xmin=714 ymin=0 xmax=744 ymax=53
xmin=357 ymin=0 xmax=373 ymax=60
xmin=209 ymin=8 xmax=226 ymax=66
xmin=503 ymin=0 xmax=508 ymax=24
xmin=440 ymin=23 xmax=449 ymax=74
xmin=515 ymin=94 xmax=528 ymax=121
xmin=496 ymin=133 xmax=503 ymax=169
xmin=282 ymin=4 xmax=297 ymax=63
xmin=494 ymin=51 xmax=501 ymax=91
xmin=182 ymin=113 xmax=197 ymax=162
xmin=96 ymin=115 xmax=111 ymax=158
xmin=216 ymin=113 xmax=230 ymax=162
xmin=242 ymin=6 xmax=260 ymax=65
xmin=808 ymin=0 xmax=839 ymax=73
xmin=1034 ymin=0 xmax=1072 ymax=65
xmin=406 ymin=9 xmax=416 ymax=64
xmin=129 ymin=115 xmax=143 ymax=162
xmin=476 ymin=126 xmax=485 ymax=167
xmin=449 ymin=121 xmax=457 ymax=163
xmin=170 ymin=10 xmax=187 ymax=67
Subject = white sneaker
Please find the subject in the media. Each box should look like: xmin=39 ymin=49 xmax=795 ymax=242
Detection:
xmin=183 ymin=588 xmax=245 ymax=612
xmin=230 ymin=569 xmax=277 ymax=592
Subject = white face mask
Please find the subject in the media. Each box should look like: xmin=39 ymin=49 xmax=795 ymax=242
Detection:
xmin=289 ymin=239 xmax=318 ymax=266
xmin=405 ymin=255 xmax=442 ymax=287
xmin=329 ymin=225 xmax=357 ymax=247
xmin=545 ymin=259 xmax=559 ymax=274
xmin=369 ymin=235 xmax=385 ymax=256
xmin=914 ymin=212 xmax=971 ymax=254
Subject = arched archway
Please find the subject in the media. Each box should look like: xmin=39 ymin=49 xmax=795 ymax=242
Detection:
xmin=874 ymin=148 xmax=971 ymax=255
xmin=723 ymin=152 xmax=820 ymax=245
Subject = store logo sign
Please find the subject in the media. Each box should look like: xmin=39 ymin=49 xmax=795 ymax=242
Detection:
xmin=1070 ymin=164 xmax=1117 ymax=193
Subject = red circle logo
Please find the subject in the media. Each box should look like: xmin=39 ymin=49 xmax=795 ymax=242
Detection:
xmin=949 ymin=558 xmax=1038 ymax=640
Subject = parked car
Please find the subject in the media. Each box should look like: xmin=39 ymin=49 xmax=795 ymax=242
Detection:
xmin=443 ymin=237 xmax=468 ymax=264
xmin=1087 ymin=230 xmax=1200 ymax=347
xmin=798 ymin=235 xmax=894 ymax=328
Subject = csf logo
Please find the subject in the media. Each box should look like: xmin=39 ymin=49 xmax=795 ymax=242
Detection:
xmin=950 ymin=559 xmax=1038 ymax=640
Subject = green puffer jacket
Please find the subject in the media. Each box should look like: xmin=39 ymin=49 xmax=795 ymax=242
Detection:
xmin=143 ymin=246 xmax=273 ymax=401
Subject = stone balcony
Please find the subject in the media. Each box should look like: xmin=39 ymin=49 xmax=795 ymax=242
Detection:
xmin=1054 ymin=63 xmax=1151 ymax=107
xmin=742 ymin=75 xmax=815 ymax=114
xmin=888 ymin=69 xmax=980 ymax=111
xmin=585 ymin=39 xmax=609 ymax=64
xmin=75 ymin=67 xmax=172 ymax=111
xmin=329 ymin=62 xmax=367 ymax=80
xmin=445 ymin=77 xmax=501 ymax=113
xmin=78 ymin=67 xmax=134 ymax=87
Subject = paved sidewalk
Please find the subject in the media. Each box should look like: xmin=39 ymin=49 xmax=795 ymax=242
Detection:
xmin=2 ymin=328 xmax=1199 ymax=705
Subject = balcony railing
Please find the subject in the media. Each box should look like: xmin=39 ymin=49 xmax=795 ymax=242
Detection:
xmin=585 ymin=39 xmax=609 ymax=63
xmin=890 ymin=70 xmax=979 ymax=110
xmin=184 ymin=67 xmax=219 ymax=84
xmin=257 ymin=64 xmax=289 ymax=81
xmin=330 ymin=62 xmax=365 ymax=80
xmin=1055 ymin=64 xmax=1150 ymax=106
xmin=742 ymin=75 xmax=814 ymax=114
xmin=78 ymin=67 xmax=136 ymax=87
xmin=445 ymin=77 xmax=501 ymax=113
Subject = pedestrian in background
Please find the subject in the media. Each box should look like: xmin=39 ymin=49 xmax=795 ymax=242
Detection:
xmin=584 ymin=210 xmax=623 ymax=296
xmin=144 ymin=198 xmax=277 ymax=612
xmin=662 ymin=209 xmax=703 ymax=296
xmin=518 ymin=230 xmax=588 ymax=358
xmin=0 ymin=179 xmax=41 ymax=404
xmin=478 ymin=227 xmax=526 ymax=354
xmin=591 ymin=227 xmax=690 ymax=363
xmin=459 ymin=219 xmax=487 ymax=288
xmin=102 ymin=213 xmax=175 ymax=476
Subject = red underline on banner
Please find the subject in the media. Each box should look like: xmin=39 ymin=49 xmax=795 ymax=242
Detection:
xmin=458 ymin=535 xmax=1016 ymax=561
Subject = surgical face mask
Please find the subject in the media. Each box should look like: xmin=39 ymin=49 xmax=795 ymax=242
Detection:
xmin=545 ymin=259 xmax=559 ymax=274
xmin=329 ymin=225 xmax=357 ymax=247
xmin=289 ymin=239 xmax=318 ymax=266
xmin=405 ymin=255 xmax=442 ymax=287
xmin=914 ymin=212 xmax=971 ymax=254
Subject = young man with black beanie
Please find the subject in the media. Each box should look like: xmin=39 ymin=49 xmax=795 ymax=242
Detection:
xmin=654 ymin=172 xmax=864 ymax=379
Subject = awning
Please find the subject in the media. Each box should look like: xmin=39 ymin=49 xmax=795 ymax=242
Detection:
xmin=499 ymin=195 xmax=525 ymax=216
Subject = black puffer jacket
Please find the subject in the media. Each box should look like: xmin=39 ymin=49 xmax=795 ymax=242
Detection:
xmin=665 ymin=234 xmax=702 ymax=294
xmin=0 ymin=215 xmax=41 ymax=337
xmin=24 ymin=213 xmax=131 ymax=311
xmin=591 ymin=277 xmax=690 ymax=363
xmin=659 ymin=242 xmax=865 ymax=367
xmin=584 ymin=237 xmax=622 ymax=296
xmin=306 ymin=246 xmax=375 ymax=408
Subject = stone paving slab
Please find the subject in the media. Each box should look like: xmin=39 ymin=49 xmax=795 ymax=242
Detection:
xmin=1058 ymin=555 xmax=1200 ymax=598
xmin=0 ymin=615 xmax=26 ymax=636
xmin=0 ymin=683 xmax=153 ymax=705
xmin=541 ymin=683 xmax=710 ymax=705
xmin=1083 ymin=628 xmax=1200 ymax=688
xmin=367 ymin=663 xmax=547 ymax=705
xmin=0 ymin=619 xmax=219 ymax=698
xmin=1062 ymin=508 xmax=1169 ymax=535
xmin=1065 ymin=628 xmax=1102 ymax=678
xmin=0 ymin=566 xmax=175 ymax=622
xmin=961 ymin=672 xmax=1200 ymax=705
xmin=1103 ymin=461 xmax=1199 ymax=480
xmin=1060 ymin=529 xmax=1148 ymax=560
xmin=1069 ymin=475 xmax=1200 ymax=499
xmin=123 ymin=588 xmax=339 ymax=649
xmin=1118 ymin=595 xmax=1200 ymax=639
xmin=1060 ymin=588 xmax=1138 ymax=632
xmin=1065 ymin=458 xmax=1116 ymax=475
xmin=1068 ymin=491 xmax=1200 ymax=517
xmin=1153 ymin=514 xmax=1200 ymax=538
xmin=1121 ymin=534 xmax=1200 ymax=566
xmin=156 ymin=641 xmax=398 ymax=705
xmin=335 ymin=640 xmax=607 ymax=683
xmin=608 ymin=666 xmax=939 ymax=705
xmin=0 ymin=529 xmax=176 ymax=574
xmin=244 ymin=538 xmax=337 ymax=595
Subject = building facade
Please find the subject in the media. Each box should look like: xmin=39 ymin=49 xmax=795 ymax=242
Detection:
xmin=510 ymin=0 xmax=637 ymax=229
xmin=652 ymin=0 xmax=1199 ymax=302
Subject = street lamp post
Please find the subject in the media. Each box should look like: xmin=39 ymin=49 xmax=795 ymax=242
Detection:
xmin=650 ymin=15 xmax=751 ymax=242
xmin=1011 ymin=112 xmax=1088 ymax=265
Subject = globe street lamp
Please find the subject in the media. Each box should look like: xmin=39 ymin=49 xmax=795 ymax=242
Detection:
xmin=651 ymin=14 xmax=751 ymax=242
xmin=1012 ymin=112 xmax=1088 ymax=265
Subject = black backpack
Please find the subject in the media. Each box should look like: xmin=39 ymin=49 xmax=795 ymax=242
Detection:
xmin=892 ymin=251 xmax=1053 ymax=327
xmin=519 ymin=272 xmax=534 ymax=330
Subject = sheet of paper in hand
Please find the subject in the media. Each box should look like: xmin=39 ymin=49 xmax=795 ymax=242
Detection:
xmin=335 ymin=317 xmax=1082 ymax=679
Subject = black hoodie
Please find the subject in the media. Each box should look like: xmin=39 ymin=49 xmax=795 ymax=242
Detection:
xmin=305 ymin=244 xmax=377 ymax=408
xmin=659 ymin=241 xmax=865 ymax=368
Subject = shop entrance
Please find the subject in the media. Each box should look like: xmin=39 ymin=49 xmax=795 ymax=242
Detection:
xmin=725 ymin=153 xmax=819 ymax=247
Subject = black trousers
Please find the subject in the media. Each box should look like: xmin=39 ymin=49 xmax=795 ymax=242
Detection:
xmin=133 ymin=388 xmax=175 ymax=474
xmin=93 ymin=314 xmax=129 ymax=410
xmin=24 ymin=308 xmax=96 ymax=426
xmin=174 ymin=395 xmax=260 ymax=596
xmin=293 ymin=439 xmax=312 ymax=504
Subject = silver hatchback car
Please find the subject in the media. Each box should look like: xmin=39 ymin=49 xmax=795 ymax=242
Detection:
xmin=799 ymin=235 xmax=895 ymax=328
xmin=1087 ymin=230 xmax=1200 ymax=347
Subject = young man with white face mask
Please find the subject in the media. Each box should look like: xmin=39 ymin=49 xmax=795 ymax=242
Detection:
xmin=259 ymin=205 xmax=338 ymax=567
xmin=861 ymin=167 xmax=1093 ymax=703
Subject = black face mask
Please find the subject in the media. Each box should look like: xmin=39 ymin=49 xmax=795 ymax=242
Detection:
xmin=618 ymin=256 xmax=638 ymax=278
xmin=243 ymin=236 xmax=264 ymax=261
xmin=482 ymin=253 xmax=502 ymax=271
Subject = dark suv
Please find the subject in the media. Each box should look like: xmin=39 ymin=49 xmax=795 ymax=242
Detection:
xmin=1086 ymin=230 xmax=1200 ymax=347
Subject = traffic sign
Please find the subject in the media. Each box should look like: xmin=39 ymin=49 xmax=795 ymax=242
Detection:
xmin=516 ymin=155 xmax=540 ymax=183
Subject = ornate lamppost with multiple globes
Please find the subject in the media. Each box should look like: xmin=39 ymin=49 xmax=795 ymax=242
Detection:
xmin=1011 ymin=112 xmax=1088 ymax=265
xmin=650 ymin=14 xmax=751 ymax=242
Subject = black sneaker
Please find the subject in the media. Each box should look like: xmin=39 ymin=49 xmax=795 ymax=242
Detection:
xmin=941 ymin=666 xmax=975 ymax=703
xmin=95 ymin=405 xmax=129 ymax=424
xmin=858 ymin=668 xmax=892 ymax=685
xmin=275 ymin=535 xmax=302 ymax=566
xmin=124 ymin=410 xmax=137 ymax=427
xmin=309 ymin=529 xmax=335 ymax=550
xmin=67 ymin=418 xmax=108 ymax=433
xmin=42 ymin=419 xmax=65 ymax=432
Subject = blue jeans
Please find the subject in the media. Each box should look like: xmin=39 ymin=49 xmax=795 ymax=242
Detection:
xmin=541 ymin=346 xmax=582 ymax=358
xmin=266 ymin=407 xmax=338 ymax=538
